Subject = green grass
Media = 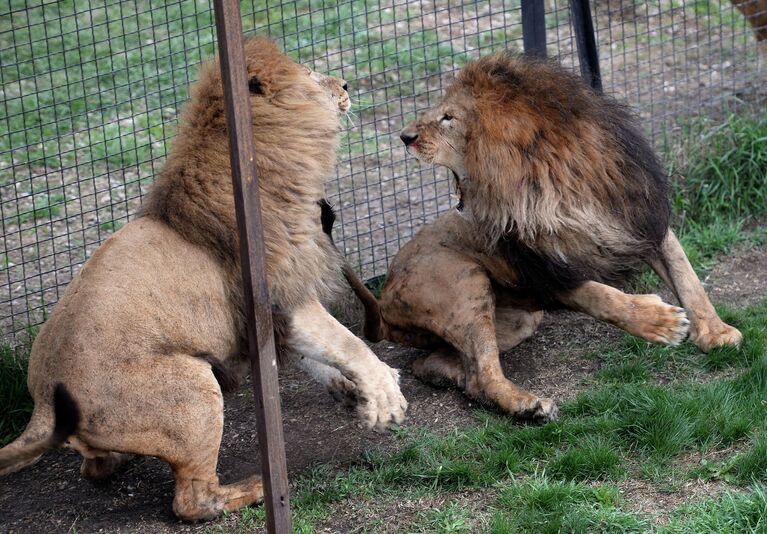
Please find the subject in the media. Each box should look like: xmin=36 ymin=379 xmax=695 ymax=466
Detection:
xmin=411 ymin=502 xmax=476 ymax=533
xmin=664 ymin=485 xmax=767 ymax=533
xmin=671 ymin=114 xmax=767 ymax=265
xmin=491 ymin=479 xmax=648 ymax=534
xmin=545 ymin=435 xmax=624 ymax=481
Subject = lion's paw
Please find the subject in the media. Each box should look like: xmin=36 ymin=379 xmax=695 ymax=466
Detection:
xmin=631 ymin=294 xmax=690 ymax=345
xmin=692 ymin=321 xmax=742 ymax=353
xmin=514 ymin=396 xmax=559 ymax=422
xmin=354 ymin=363 xmax=408 ymax=432
xmin=534 ymin=398 xmax=559 ymax=421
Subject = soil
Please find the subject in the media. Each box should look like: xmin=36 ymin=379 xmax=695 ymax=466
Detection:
xmin=1 ymin=243 xmax=765 ymax=534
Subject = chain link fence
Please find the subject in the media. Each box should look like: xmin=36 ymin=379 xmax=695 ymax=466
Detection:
xmin=1 ymin=0 xmax=765 ymax=350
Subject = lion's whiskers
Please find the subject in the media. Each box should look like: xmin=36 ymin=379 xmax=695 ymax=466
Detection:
xmin=344 ymin=110 xmax=358 ymax=128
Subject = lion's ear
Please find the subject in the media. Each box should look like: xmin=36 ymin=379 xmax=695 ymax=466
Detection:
xmin=248 ymin=75 xmax=264 ymax=95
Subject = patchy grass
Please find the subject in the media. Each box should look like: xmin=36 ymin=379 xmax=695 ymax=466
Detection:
xmin=546 ymin=435 xmax=625 ymax=482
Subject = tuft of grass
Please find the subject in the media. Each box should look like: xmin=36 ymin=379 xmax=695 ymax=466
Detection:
xmin=674 ymin=114 xmax=767 ymax=228
xmin=665 ymin=485 xmax=767 ymax=533
xmin=595 ymin=359 xmax=651 ymax=384
xmin=670 ymin=114 xmax=767 ymax=264
xmin=546 ymin=435 xmax=624 ymax=481
xmin=411 ymin=501 xmax=476 ymax=533
xmin=725 ymin=434 xmax=767 ymax=485
xmin=0 ymin=344 xmax=33 ymax=446
xmin=490 ymin=479 xmax=647 ymax=534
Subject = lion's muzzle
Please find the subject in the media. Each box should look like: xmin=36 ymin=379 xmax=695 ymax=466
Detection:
xmin=399 ymin=127 xmax=419 ymax=147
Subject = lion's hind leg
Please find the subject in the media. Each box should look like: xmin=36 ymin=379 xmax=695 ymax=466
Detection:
xmin=71 ymin=354 xmax=263 ymax=521
xmin=649 ymin=229 xmax=742 ymax=352
xmin=160 ymin=356 xmax=264 ymax=521
xmin=80 ymin=452 xmax=134 ymax=480
xmin=448 ymin=310 xmax=558 ymax=421
xmin=495 ymin=307 xmax=543 ymax=352
xmin=412 ymin=348 xmax=466 ymax=388
xmin=396 ymin=257 xmax=557 ymax=421
xmin=411 ymin=309 xmax=541 ymax=390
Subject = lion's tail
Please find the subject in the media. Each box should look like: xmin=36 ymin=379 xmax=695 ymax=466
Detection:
xmin=341 ymin=263 xmax=385 ymax=342
xmin=318 ymin=198 xmax=385 ymax=342
xmin=0 ymin=383 xmax=80 ymax=476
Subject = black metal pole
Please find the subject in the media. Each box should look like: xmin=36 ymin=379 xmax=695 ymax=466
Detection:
xmin=570 ymin=0 xmax=603 ymax=92
xmin=521 ymin=0 xmax=547 ymax=57
xmin=211 ymin=0 xmax=291 ymax=532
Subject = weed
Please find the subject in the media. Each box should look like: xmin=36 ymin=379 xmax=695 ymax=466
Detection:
xmin=412 ymin=502 xmax=476 ymax=533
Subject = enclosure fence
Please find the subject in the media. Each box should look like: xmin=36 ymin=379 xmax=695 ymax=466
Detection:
xmin=1 ymin=0 xmax=765 ymax=350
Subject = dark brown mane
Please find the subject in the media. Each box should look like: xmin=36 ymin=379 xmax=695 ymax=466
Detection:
xmin=455 ymin=52 xmax=670 ymax=300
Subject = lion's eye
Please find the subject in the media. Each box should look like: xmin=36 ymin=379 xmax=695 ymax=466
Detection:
xmin=440 ymin=113 xmax=454 ymax=124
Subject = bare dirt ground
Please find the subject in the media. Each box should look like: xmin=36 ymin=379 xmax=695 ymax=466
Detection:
xmin=1 ymin=241 xmax=765 ymax=534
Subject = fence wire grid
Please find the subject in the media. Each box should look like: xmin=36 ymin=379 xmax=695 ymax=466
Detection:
xmin=1 ymin=0 xmax=766 ymax=350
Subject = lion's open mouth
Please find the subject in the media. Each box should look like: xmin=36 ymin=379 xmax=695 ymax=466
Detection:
xmin=452 ymin=171 xmax=465 ymax=212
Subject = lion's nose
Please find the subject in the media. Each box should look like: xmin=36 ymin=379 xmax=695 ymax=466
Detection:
xmin=400 ymin=129 xmax=419 ymax=146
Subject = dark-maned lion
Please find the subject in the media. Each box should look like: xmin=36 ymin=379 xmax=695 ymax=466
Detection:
xmin=0 ymin=38 xmax=406 ymax=521
xmin=345 ymin=52 xmax=742 ymax=421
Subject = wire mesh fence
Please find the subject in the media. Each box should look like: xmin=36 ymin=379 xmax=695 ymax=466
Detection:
xmin=1 ymin=0 xmax=765 ymax=351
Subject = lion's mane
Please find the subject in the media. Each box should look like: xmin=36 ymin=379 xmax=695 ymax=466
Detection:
xmin=455 ymin=53 xmax=670 ymax=300
xmin=141 ymin=38 xmax=343 ymax=319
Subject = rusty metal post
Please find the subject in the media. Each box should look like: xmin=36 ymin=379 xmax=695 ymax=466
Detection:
xmin=211 ymin=0 xmax=291 ymax=532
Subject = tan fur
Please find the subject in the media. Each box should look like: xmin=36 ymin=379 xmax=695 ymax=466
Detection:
xmin=356 ymin=53 xmax=742 ymax=420
xmin=0 ymin=38 xmax=406 ymax=521
xmin=732 ymin=0 xmax=767 ymax=54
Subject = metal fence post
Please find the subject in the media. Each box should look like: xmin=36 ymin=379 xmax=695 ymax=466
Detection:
xmin=570 ymin=0 xmax=603 ymax=92
xmin=211 ymin=0 xmax=291 ymax=532
xmin=521 ymin=0 xmax=547 ymax=57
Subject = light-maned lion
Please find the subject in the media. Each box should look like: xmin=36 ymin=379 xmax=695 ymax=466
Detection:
xmin=345 ymin=52 xmax=742 ymax=421
xmin=0 ymin=38 xmax=406 ymax=521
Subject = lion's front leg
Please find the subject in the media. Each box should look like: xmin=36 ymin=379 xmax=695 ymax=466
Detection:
xmin=559 ymin=281 xmax=690 ymax=345
xmin=286 ymin=299 xmax=407 ymax=431
xmin=649 ymin=229 xmax=742 ymax=352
